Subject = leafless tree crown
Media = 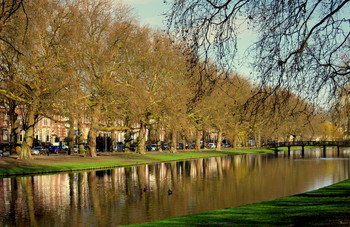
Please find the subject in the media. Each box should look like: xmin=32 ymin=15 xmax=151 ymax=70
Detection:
xmin=167 ymin=0 xmax=350 ymax=102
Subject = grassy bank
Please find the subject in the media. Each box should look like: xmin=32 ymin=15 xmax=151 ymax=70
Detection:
xmin=127 ymin=179 xmax=350 ymax=226
xmin=0 ymin=148 xmax=273 ymax=176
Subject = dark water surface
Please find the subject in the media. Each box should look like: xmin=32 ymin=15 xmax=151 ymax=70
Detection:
xmin=0 ymin=148 xmax=350 ymax=226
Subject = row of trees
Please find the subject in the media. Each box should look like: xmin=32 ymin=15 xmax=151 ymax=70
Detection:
xmin=0 ymin=0 xmax=331 ymax=159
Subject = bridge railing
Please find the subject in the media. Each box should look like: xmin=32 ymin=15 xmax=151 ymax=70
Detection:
xmin=264 ymin=141 xmax=347 ymax=148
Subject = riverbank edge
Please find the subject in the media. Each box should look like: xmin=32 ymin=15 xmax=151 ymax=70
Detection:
xmin=0 ymin=148 xmax=278 ymax=177
xmin=126 ymin=179 xmax=350 ymax=226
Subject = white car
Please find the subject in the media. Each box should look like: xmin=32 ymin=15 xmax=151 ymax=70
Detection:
xmin=207 ymin=143 xmax=216 ymax=148
xmin=31 ymin=147 xmax=41 ymax=155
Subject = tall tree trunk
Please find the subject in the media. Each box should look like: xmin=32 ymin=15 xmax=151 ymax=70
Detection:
xmin=255 ymin=131 xmax=261 ymax=148
xmin=195 ymin=130 xmax=201 ymax=151
xmin=77 ymin=118 xmax=85 ymax=155
xmin=170 ymin=129 xmax=177 ymax=153
xmin=124 ymin=116 xmax=131 ymax=152
xmin=137 ymin=120 xmax=146 ymax=154
xmin=86 ymin=104 xmax=100 ymax=157
xmin=181 ymin=132 xmax=186 ymax=150
xmin=217 ymin=128 xmax=222 ymax=151
xmin=8 ymin=100 xmax=20 ymax=155
xmin=67 ymin=118 xmax=75 ymax=155
xmin=111 ymin=130 xmax=116 ymax=152
xmin=232 ymin=131 xmax=238 ymax=149
xmin=124 ymin=129 xmax=131 ymax=152
xmin=19 ymin=103 xmax=38 ymax=160
xmin=86 ymin=125 xmax=97 ymax=157
xmin=203 ymin=130 xmax=208 ymax=149
xmin=155 ymin=121 xmax=161 ymax=152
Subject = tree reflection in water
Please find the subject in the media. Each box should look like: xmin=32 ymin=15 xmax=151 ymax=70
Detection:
xmin=0 ymin=149 xmax=349 ymax=226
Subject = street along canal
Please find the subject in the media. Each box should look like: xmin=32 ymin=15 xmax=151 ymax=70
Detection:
xmin=0 ymin=148 xmax=349 ymax=226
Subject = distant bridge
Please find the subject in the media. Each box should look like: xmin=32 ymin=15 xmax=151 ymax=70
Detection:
xmin=264 ymin=141 xmax=350 ymax=156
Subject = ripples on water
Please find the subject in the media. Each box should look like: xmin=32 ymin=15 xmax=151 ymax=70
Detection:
xmin=0 ymin=148 xmax=349 ymax=226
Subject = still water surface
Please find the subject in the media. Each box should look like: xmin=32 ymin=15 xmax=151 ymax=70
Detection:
xmin=0 ymin=148 xmax=350 ymax=226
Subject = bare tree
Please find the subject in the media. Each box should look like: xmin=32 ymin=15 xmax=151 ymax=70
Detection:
xmin=0 ymin=0 xmax=81 ymax=159
xmin=0 ymin=0 xmax=25 ymax=41
xmin=167 ymin=0 xmax=350 ymax=102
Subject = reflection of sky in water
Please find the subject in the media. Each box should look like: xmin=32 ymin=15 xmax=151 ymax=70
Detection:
xmin=0 ymin=149 xmax=349 ymax=226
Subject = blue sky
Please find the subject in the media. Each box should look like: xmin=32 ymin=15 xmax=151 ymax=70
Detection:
xmin=119 ymin=0 xmax=255 ymax=76
xmin=121 ymin=0 xmax=170 ymax=29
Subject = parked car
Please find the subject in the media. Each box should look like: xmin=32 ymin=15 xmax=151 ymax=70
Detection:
xmin=150 ymin=144 xmax=158 ymax=151
xmin=146 ymin=144 xmax=158 ymax=151
xmin=31 ymin=147 xmax=42 ymax=155
xmin=62 ymin=145 xmax=69 ymax=150
xmin=40 ymin=147 xmax=49 ymax=155
xmin=161 ymin=142 xmax=169 ymax=150
xmin=48 ymin=146 xmax=66 ymax=154
xmin=207 ymin=143 xmax=216 ymax=149
xmin=222 ymin=142 xmax=231 ymax=148
xmin=189 ymin=142 xmax=196 ymax=149
xmin=176 ymin=143 xmax=184 ymax=150
xmin=114 ymin=142 xmax=125 ymax=152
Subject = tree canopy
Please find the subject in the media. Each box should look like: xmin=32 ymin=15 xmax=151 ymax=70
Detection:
xmin=167 ymin=0 xmax=350 ymax=102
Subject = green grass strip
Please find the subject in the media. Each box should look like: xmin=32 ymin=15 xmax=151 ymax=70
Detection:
xmin=126 ymin=179 xmax=350 ymax=226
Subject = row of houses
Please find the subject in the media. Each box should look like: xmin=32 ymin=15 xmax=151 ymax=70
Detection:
xmin=0 ymin=109 xmax=133 ymax=146
xmin=0 ymin=116 xmax=222 ymax=151
xmin=0 ymin=107 xmax=178 ymax=147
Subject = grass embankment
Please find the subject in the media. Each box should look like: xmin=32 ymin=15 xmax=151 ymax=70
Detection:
xmin=0 ymin=148 xmax=273 ymax=176
xmin=127 ymin=179 xmax=350 ymax=226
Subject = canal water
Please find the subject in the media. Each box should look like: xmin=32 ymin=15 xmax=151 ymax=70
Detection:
xmin=0 ymin=148 xmax=349 ymax=226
